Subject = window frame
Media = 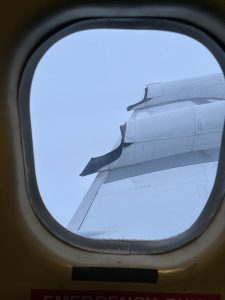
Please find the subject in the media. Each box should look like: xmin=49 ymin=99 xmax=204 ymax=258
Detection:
xmin=18 ymin=17 xmax=225 ymax=255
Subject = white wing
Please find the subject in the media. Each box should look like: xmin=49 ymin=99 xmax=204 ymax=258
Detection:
xmin=68 ymin=74 xmax=225 ymax=240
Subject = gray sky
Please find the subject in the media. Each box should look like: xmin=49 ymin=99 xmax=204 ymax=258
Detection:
xmin=30 ymin=29 xmax=222 ymax=229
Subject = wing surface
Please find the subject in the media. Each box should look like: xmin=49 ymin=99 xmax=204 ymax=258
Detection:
xmin=68 ymin=74 xmax=225 ymax=239
xmin=69 ymin=161 xmax=218 ymax=239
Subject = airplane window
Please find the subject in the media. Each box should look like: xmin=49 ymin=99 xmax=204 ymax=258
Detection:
xmin=30 ymin=28 xmax=224 ymax=241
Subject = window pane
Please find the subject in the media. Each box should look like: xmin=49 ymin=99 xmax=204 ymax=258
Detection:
xmin=30 ymin=29 xmax=224 ymax=240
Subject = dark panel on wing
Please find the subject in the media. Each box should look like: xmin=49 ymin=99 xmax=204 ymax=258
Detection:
xmin=80 ymin=124 xmax=127 ymax=176
xmin=127 ymin=86 xmax=151 ymax=111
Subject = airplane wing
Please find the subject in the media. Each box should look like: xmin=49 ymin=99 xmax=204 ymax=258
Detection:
xmin=80 ymin=100 xmax=224 ymax=177
xmin=105 ymin=148 xmax=219 ymax=183
xmin=68 ymin=160 xmax=218 ymax=240
xmin=68 ymin=74 xmax=225 ymax=240
xmin=127 ymin=73 xmax=225 ymax=111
